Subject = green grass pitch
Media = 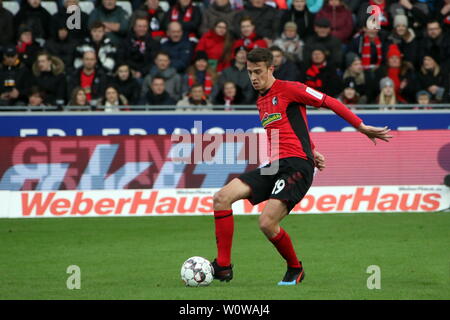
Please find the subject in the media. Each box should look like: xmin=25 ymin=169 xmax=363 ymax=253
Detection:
xmin=0 ymin=212 xmax=449 ymax=300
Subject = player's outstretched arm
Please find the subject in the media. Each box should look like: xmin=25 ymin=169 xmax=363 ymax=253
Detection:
xmin=320 ymin=95 xmax=393 ymax=145
xmin=357 ymin=123 xmax=393 ymax=145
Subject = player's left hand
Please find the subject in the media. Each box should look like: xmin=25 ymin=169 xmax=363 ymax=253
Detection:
xmin=358 ymin=123 xmax=393 ymax=145
xmin=313 ymin=150 xmax=326 ymax=171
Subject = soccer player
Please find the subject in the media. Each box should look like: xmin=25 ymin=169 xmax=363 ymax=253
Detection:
xmin=211 ymin=48 xmax=392 ymax=285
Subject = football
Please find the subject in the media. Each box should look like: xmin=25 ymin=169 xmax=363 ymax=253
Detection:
xmin=180 ymin=256 xmax=214 ymax=287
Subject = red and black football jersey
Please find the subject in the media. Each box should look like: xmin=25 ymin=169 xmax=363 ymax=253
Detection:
xmin=257 ymin=79 xmax=362 ymax=162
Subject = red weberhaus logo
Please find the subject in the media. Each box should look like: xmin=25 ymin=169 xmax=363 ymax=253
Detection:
xmin=19 ymin=187 xmax=442 ymax=217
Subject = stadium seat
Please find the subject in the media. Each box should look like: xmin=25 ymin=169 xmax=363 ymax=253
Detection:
xmin=159 ymin=1 xmax=169 ymax=12
xmin=41 ymin=1 xmax=58 ymax=15
xmin=3 ymin=1 xmax=20 ymax=15
xmin=78 ymin=1 xmax=94 ymax=15
xmin=117 ymin=1 xmax=132 ymax=16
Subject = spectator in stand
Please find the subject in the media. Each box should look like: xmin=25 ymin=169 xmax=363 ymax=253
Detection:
xmin=14 ymin=0 xmax=52 ymax=42
xmin=160 ymin=21 xmax=194 ymax=73
xmin=233 ymin=0 xmax=280 ymax=43
xmin=132 ymin=0 xmax=166 ymax=42
xmin=74 ymin=22 xmax=118 ymax=76
xmin=374 ymin=43 xmax=418 ymax=103
xmin=307 ymin=0 xmax=324 ymax=14
xmin=273 ymin=21 xmax=305 ymax=64
xmin=357 ymin=0 xmax=391 ymax=32
xmin=141 ymin=51 xmax=183 ymax=102
xmin=302 ymin=45 xmax=343 ymax=97
xmin=419 ymin=20 xmax=450 ymax=68
xmin=342 ymin=52 xmax=377 ymax=103
xmin=26 ymin=86 xmax=46 ymax=107
xmin=121 ymin=16 xmax=160 ymax=81
xmin=207 ymin=0 xmax=244 ymax=10
xmin=389 ymin=0 xmax=429 ymax=35
xmin=414 ymin=89 xmax=432 ymax=109
xmin=98 ymin=85 xmax=128 ymax=111
xmin=231 ymin=17 xmax=268 ymax=60
xmin=0 ymin=46 xmax=30 ymax=106
xmin=162 ymin=0 xmax=202 ymax=43
xmin=304 ymin=17 xmax=343 ymax=69
xmin=211 ymin=46 xmax=256 ymax=105
xmin=376 ymin=76 xmax=397 ymax=108
xmin=213 ymin=81 xmax=246 ymax=108
xmin=338 ymin=76 xmax=367 ymax=106
xmin=51 ymin=0 xmax=89 ymax=42
xmin=279 ymin=0 xmax=315 ymax=40
xmin=30 ymin=52 xmax=67 ymax=106
xmin=88 ymin=0 xmax=130 ymax=45
xmin=176 ymin=84 xmax=212 ymax=111
xmin=438 ymin=0 xmax=450 ymax=33
xmin=68 ymin=50 xmax=108 ymax=105
xmin=110 ymin=64 xmax=141 ymax=105
xmin=142 ymin=76 xmax=176 ymax=108
xmin=315 ymin=0 xmax=354 ymax=43
xmin=67 ymin=87 xmax=91 ymax=110
xmin=417 ymin=54 xmax=446 ymax=103
xmin=200 ymin=0 xmax=238 ymax=35
xmin=15 ymin=25 xmax=42 ymax=69
xmin=44 ymin=22 xmax=78 ymax=74
xmin=0 ymin=0 xmax=14 ymax=47
xmin=270 ymin=45 xmax=301 ymax=81
xmin=184 ymin=51 xmax=217 ymax=97
xmin=195 ymin=20 xmax=234 ymax=73
xmin=348 ymin=24 xmax=388 ymax=72
xmin=386 ymin=14 xmax=420 ymax=68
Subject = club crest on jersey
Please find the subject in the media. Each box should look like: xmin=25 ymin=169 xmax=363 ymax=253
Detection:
xmin=261 ymin=112 xmax=282 ymax=127
xmin=272 ymin=96 xmax=278 ymax=105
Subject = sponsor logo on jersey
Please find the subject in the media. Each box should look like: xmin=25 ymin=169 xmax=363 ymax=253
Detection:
xmin=261 ymin=112 xmax=282 ymax=127
xmin=272 ymin=96 xmax=278 ymax=105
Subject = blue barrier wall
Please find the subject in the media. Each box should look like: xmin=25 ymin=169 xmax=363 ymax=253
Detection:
xmin=0 ymin=111 xmax=449 ymax=136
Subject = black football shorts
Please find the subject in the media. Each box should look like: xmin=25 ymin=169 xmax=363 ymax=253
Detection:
xmin=238 ymin=157 xmax=314 ymax=213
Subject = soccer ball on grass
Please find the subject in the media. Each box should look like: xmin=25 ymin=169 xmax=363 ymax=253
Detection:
xmin=180 ymin=256 xmax=214 ymax=287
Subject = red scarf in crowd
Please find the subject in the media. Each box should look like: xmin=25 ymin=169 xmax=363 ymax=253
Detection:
xmin=170 ymin=5 xmax=193 ymax=22
xmin=444 ymin=15 xmax=450 ymax=26
xmin=305 ymin=63 xmax=326 ymax=89
xmin=361 ymin=34 xmax=382 ymax=70
xmin=16 ymin=41 xmax=31 ymax=54
xmin=133 ymin=39 xmax=146 ymax=54
xmin=387 ymin=67 xmax=407 ymax=103
xmin=188 ymin=72 xmax=213 ymax=96
xmin=369 ymin=0 xmax=389 ymax=27
xmin=148 ymin=9 xmax=165 ymax=38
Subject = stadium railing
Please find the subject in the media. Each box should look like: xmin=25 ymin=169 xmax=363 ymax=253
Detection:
xmin=1 ymin=104 xmax=450 ymax=112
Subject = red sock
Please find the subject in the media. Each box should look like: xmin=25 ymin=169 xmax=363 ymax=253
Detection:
xmin=214 ymin=209 xmax=234 ymax=267
xmin=269 ymin=228 xmax=301 ymax=268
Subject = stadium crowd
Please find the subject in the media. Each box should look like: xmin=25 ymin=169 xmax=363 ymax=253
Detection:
xmin=0 ymin=0 xmax=449 ymax=110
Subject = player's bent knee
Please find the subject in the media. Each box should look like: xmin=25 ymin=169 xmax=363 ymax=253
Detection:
xmin=213 ymin=190 xmax=232 ymax=210
xmin=259 ymin=214 xmax=277 ymax=238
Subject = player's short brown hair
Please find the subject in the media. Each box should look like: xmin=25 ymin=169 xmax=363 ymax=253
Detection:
xmin=247 ymin=48 xmax=273 ymax=67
